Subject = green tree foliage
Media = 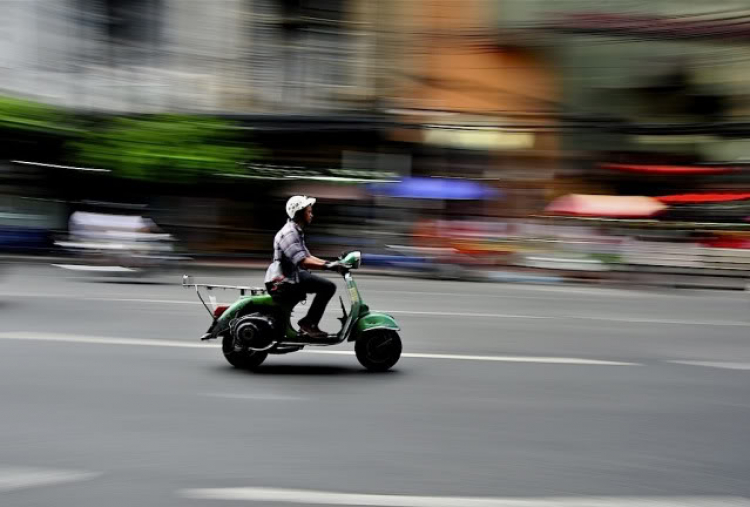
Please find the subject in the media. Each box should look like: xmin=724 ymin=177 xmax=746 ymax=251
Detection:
xmin=0 ymin=96 xmax=77 ymax=133
xmin=72 ymin=115 xmax=255 ymax=182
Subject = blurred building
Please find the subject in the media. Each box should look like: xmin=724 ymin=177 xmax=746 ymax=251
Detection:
xmin=497 ymin=0 xmax=750 ymax=198
xmin=0 ymin=0 xmax=381 ymax=113
xmin=381 ymin=0 xmax=560 ymax=217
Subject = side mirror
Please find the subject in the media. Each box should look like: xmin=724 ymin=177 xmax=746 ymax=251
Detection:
xmin=182 ymin=275 xmax=193 ymax=287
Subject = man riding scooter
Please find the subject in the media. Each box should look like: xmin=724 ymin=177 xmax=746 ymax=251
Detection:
xmin=264 ymin=196 xmax=346 ymax=339
xmin=185 ymin=195 xmax=403 ymax=371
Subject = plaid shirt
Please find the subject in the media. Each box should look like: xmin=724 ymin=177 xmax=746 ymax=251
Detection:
xmin=265 ymin=220 xmax=310 ymax=283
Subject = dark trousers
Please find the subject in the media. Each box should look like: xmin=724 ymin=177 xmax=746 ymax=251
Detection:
xmin=297 ymin=270 xmax=336 ymax=326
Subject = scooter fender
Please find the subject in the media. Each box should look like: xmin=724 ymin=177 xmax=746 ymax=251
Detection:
xmin=349 ymin=312 xmax=400 ymax=342
xmin=205 ymin=294 xmax=278 ymax=339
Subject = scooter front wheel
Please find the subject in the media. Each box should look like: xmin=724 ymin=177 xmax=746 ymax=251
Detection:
xmin=355 ymin=330 xmax=402 ymax=372
xmin=222 ymin=334 xmax=268 ymax=370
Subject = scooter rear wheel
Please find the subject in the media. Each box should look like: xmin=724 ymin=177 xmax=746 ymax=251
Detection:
xmin=222 ymin=334 xmax=268 ymax=370
xmin=355 ymin=330 xmax=402 ymax=372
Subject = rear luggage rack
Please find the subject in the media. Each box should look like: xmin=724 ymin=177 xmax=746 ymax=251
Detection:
xmin=183 ymin=275 xmax=266 ymax=318
xmin=182 ymin=275 xmax=266 ymax=296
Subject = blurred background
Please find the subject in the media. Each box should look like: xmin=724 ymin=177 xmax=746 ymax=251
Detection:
xmin=3 ymin=3 xmax=750 ymax=506
xmin=4 ymin=0 xmax=750 ymax=285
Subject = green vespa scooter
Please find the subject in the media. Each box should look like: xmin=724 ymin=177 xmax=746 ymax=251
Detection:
xmin=183 ymin=251 xmax=402 ymax=372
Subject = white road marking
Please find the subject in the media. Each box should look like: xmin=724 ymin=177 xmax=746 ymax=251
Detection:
xmin=304 ymin=350 xmax=637 ymax=366
xmin=12 ymin=160 xmax=110 ymax=172
xmin=370 ymin=287 xmax=652 ymax=300
xmin=404 ymin=353 xmax=635 ymax=366
xmin=569 ymin=315 xmax=749 ymax=327
xmin=0 ymin=293 xmax=745 ymax=327
xmin=0 ymin=293 xmax=199 ymax=305
xmin=179 ymin=488 xmax=750 ymax=507
xmin=0 ymin=332 xmax=210 ymax=348
xmin=384 ymin=310 xmax=550 ymax=320
xmin=668 ymin=360 xmax=750 ymax=371
xmin=0 ymin=333 xmax=639 ymax=366
xmin=0 ymin=467 xmax=100 ymax=493
xmin=369 ymin=281 xmax=741 ymax=300
xmin=201 ymin=393 xmax=304 ymax=401
xmin=52 ymin=264 xmax=136 ymax=272
xmin=386 ymin=310 xmax=747 ymax=327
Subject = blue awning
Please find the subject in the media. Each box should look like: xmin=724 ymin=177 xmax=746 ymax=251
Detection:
xmin=367 ymin=177 xmax=502 ymax=201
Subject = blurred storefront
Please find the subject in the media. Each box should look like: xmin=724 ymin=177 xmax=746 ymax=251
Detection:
xmin=382 ymin=0 xmax=560 ymax=219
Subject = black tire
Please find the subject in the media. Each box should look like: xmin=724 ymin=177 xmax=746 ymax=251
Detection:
xmin=355 ymin=330 xmax=402 ymax=372
xmin=222 ymin=334 xmax=268 ymax=370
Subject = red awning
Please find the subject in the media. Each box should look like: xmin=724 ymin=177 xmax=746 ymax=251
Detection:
xmin=657 ymin=193 xmax=750 ymax=204
xmin=601 ymin=163 xmax=740 ymax=175
xmin=545 ymin=194 xmax=666 ymax=218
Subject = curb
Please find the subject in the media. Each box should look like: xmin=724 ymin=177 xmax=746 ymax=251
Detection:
xmin=3 ymin=254 xmax=749 ymax=291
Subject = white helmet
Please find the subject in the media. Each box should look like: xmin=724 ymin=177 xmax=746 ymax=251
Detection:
xmin=286 ymin=195 xmax=316 ymax=220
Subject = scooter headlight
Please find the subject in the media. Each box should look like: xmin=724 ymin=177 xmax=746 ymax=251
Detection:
xmin=341 ymin=251 xmax=361 ymax=269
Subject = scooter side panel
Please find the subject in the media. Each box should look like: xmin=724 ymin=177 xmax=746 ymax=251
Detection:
xmin=350 ymin=312 xmax=400 ymax=341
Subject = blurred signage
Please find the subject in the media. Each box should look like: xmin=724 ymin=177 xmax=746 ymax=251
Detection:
xmin=424 ymin=128 xmax=535 ymax=150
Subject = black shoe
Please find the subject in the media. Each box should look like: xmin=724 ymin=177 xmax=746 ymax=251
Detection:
xmin=298 ymin=320 xmax=328 ymax=339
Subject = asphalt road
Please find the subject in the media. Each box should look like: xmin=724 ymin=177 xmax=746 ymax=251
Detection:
xmin=1 ymin=262 xmax=750 ymax=507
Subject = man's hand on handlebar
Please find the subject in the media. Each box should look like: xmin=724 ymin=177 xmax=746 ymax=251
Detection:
xmin=324 ymin=261 xmax=349 ymax=274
